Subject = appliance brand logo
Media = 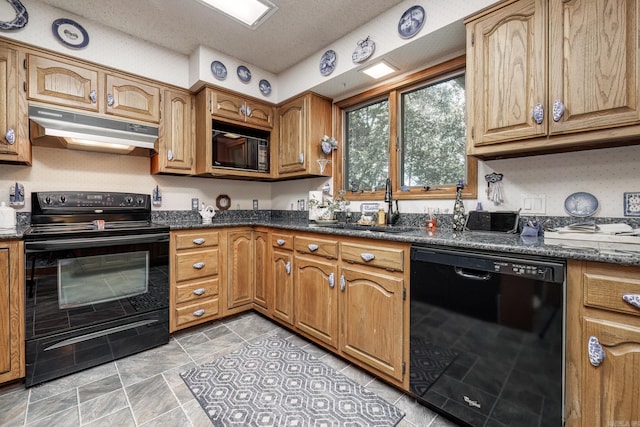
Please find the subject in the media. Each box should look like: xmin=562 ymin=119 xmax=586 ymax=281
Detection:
xmin=463 ymin=395 xmax=481 ymax=408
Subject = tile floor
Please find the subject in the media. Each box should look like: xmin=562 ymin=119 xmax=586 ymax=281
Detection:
xmin=0 ymin=312 xmax=458 ymax=427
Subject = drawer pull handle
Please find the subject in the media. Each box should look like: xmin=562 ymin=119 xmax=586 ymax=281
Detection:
xmin=308 ymin=244 xmax=319 ymax=252
xmin=532 ymin=103 xmax=544 ymax=124
xmin=328 ymin=272 xmax=335 ymax=288
xmin=193 ymin=309 xmax=205 ymax=317
xmin=285 ymin=261 xmax=291 ymax=275
xmin=622 ymin=294 xmax=640 ymax=309
xmin=276 ymin=239 xmax=286 ymax=246
xmin=360 ymin=253 xmax=375 ymax=262
xmin=588 ymin=336 xmax=605 ymax=367
xmin=192 ymin=238 xmax=205 ymax=245
xmin=340 ymin=275 xmax=345 ymax=292
xmin=193 ymin=262 xmax=205 ymax=269
xmin=193 ymin=288 xmax=206 ymax=296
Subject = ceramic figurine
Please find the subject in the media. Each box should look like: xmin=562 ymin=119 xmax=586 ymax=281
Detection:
xmin=452 ymin=180 xmax=465 ymax=233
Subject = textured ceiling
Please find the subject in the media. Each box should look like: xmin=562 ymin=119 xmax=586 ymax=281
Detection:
xmin=36 ymin=0 xmax=407 ymax=74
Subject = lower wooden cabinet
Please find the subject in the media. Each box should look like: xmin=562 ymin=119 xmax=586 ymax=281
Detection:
xmin=566 ymin=261 xmax=640 ymax=426
xmin=170 ymin=230 xmax=220 ymax=331
xmin=253 ymin=230 xmax=269 ymax=314
xmin=225 ymin=229 xmax=254 ymax=314
xmin=271 ymin=233 xmax=294 ymax=325
xmin=0 ymin=240 xmax=25 ymax=384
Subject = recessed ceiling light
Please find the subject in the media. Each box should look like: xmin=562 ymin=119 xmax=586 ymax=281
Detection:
xmin=195 ymin=0 xmax=278 ymax=28
xmin=361 ymin=61 xmax=397 ymax=79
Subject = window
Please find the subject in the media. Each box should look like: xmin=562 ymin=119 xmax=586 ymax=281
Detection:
xmin=335 ymin=56 xmax=476 ymax=200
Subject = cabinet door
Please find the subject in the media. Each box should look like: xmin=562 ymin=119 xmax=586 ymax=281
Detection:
xmin=340 ymin=266 xmax=404 ymax=381
xmin=295 ymin=256 xmax=338 ymax=348
xmin=105 ymin=74 xmax=160 ymax=123
xmin=549 ymin=0 xmax=640 ymax=134
xmin=0 ymin=241 xmax=25 ymax=384
xmin=277 ymin=96 xmax=307 ymax=174
xmin=581 ymin=317 xmax=640 ymax=425
xmin=226 ymin=230 xmax=254 ymax=310
xmin=0 ymin=46 xmax=30 ymax=163
xmin=210 ymin=90 xmax=246 ymax=123
xmin=272 ymin=248 xmax=294 ymax=325
xmin=244 ymin=100 xmax=274 ymax=128
xmin=27 ymin=54 xmax=99 ymax=112
xmin=153 ymin=89 xmax=194 ymax=174
xmin=467 ymin=0 xmax=546 ymax=146
xmin=253 ymin=231 xmax=269 ymax=311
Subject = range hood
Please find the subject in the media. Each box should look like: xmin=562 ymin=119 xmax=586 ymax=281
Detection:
xmin=29 ymin=105 xmax=158 ymax=156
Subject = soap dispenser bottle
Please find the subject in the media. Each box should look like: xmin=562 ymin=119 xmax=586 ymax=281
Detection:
xmin=452 ymin=180 xmax=465 ymax=233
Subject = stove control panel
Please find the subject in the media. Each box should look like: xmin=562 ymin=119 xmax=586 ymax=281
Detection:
xmin=34 ymin=192 xmax=150 ymax=209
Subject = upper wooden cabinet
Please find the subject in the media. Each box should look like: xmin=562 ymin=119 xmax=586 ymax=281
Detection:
xmin=208 ymin=89 xmax=273 ymax=129
xmin=276 ymin=92 xmax=332 ymax=178
xmin=0 ymin=45 xmax=31 ymax=165
xmin=466 ymin=0 xmax=640 ymax=158
xmin=152 ymin=88 xmax=195 ymax=175
xmin=27 ymin=53 xmax=161 ymax=123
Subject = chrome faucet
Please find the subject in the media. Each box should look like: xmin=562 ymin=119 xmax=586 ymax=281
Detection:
xmin=384 ymin=178 xmax=400 ymax=225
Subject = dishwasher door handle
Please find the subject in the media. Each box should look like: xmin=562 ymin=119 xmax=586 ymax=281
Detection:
xmin=454 ymin=267 xmax=492 ymax=281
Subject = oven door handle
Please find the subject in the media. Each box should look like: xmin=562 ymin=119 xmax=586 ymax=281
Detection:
xmin=25 ymin=233 xmax=169 ymax=252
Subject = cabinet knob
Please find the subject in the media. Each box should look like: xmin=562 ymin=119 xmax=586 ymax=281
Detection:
xmin=328 ymin=272 xmax=335 ymax=288
xmin=240 ymin=105 xmax=246 ymax=116
xmin=340 ymin=275 xmax=346 ymax=292
xmin=622 ymin=294 xmax=640 ymax=309
xmin=193 ymin=261 xmax=205 ymax=269
xmin=552 ymin=99 xmax=566 ymax=122
xmin=192 ymin=309 xmax=205 ymax=317
xmin=532 ymin=103 xmax=544 ymax=124
xmin=285 ymin=261 xmax=291 ymax=275
xmin=245 ymin=105 xmax=252 ymax=117
xmin=360 ymin=253 xmax=375 ymax=262
xmin=167 ymin=149 xmax=174 ymax=161
xmin=4 ymin=128 xmax=15 ymax=145
xmin=299 ymin=153 xmax=305 ymax=164
xmin=276 ymin=239 xmax=286 ymax=246
xmin=192 ymin=238 xmax=205 ymax=245
xmin=193 ymin=288 xmax=206 ymax=296
xmin=107 ymin=93 xmax=115 ymax=107
xmin=308 ymin=244 xmax=319 ymax=252
xmin=89 ymin=89 xmax=97 ymax=104
xmin=588 ymin=336 xmax=605 ymax=367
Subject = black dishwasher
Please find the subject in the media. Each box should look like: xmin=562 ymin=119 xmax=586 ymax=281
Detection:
xmin=410 ymin=246 xmax=565 ymax=427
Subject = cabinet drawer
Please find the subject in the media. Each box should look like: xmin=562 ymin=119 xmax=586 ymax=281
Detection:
xmin=174 ymin=248 xmax=219 ymax=281
xmin=174 ymin=230 xmax=219 ymax=250
xmin=295 ymin=236 xmax=338 ymax=259
xmin=584 ymin=265 xmax=640 ymax=317
xmin=174 ymin=298 xmax=219 ymax=327
xmin=175 ymin=278 xmax=219 ymax=304
xmin=271 ymin=233 xmax=293 ymax=250
xmin=341 ymin=242 xmax=405 ymax=272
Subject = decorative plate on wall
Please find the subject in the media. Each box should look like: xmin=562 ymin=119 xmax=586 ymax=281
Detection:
xmin=216 ymin=194 xmax=231 ymax=211
xmin=210 ymin=60 xmax=227 ymax=80
xmin=52 ymin=18 xmax=89 ymax=49
xmin=0 ymin=0 xmax=29 ymax=31
xmin=398 ymin=5 xmax=425 ymax=39
xmin=564 ymin=192 xmax=599 ymax=217
xmin=319 ymin=49 xmax=337 ymax=76
xmin=259 ymin=79 xmax=271 ymax=96
xmin=623 ymin=192 xmax=640 ymax=217
xmin=352 ymin=36 xmax=375 ymax=63
xmin=237 ymin=65 xmax=251 ymax=83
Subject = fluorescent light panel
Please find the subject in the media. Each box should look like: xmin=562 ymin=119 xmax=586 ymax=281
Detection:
xmin=361 ymin=61 xmax=397 ymax=79
xmin=197 ymin=0 xmax=277 ymax=27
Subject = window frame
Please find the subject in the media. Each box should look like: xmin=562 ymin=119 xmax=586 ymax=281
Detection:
xmin=333 ymin=55 xmax=477 ymax=201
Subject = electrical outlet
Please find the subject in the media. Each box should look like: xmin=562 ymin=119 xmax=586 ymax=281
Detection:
xmin=521 ymin=194 xmax=546 ymax=215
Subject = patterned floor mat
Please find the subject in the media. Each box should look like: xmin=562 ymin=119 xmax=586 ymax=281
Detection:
xmin=181 ymin=335 xmax=405 ymax=427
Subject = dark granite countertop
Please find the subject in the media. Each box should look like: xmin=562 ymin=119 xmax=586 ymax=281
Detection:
xmin=160 ymin=218 xmax=640 ymax=267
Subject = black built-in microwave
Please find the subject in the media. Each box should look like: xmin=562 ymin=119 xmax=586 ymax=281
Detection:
xmin=212 ymin=122 xmax=269 ymax=172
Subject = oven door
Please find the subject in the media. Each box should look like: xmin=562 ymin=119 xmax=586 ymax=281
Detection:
xmin=24 ymin=232 xmax=169 ymax=386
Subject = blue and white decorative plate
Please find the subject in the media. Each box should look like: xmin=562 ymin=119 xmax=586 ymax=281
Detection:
xmin=0 ymin=0 xmax=29 ymax=31
xmin=352 ymin=36 xmax=375 ymax=63
xmin=398 ymin=5 xmax=425 ymax=39
xmin=564 ymin=192 xmax=599 ymax=217
xmin=237 ymin=65 xmax=251 ymax=83
xmin=319 ymin=49 xmax=337 ymax=76
xmin=52 ymin=18 xmax=89 ymax=49
xmin=258 ymin=79 xmax=271 ymax=96
xmin=210 ymin=61 xmax=227 ymax=80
